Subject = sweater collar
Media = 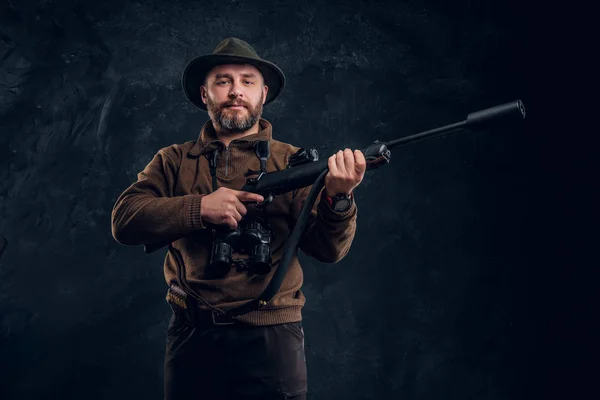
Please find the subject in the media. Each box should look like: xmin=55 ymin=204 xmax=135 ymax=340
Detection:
xmin=188 ymin=118 xmax=273 ymax=156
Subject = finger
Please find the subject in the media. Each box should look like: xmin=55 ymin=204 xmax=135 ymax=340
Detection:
xmin=225 ymin=215 xmax=238 ymax=230
xmin=354 ymin=150 xmax=367 ymax=173
xmin=328 ymin=154 xmax=339 ymax=175
xmin=231 ymin=208 xmax=243 ymax=223
xmin=232 ymin=190 xmax=264 ymax=203
xmin=232 ymin=199 xmax=247 ymax=218
xmin=343 ymin=148 xmax=354 ymax=174
xmin=336 ymin=150 xmax=347 ymax=174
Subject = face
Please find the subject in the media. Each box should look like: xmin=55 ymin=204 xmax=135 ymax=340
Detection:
xmin=201 ymin=64 xmax=269 ymax=134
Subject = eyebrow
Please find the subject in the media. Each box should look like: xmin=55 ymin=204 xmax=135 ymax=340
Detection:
xmin=214 ymin=73 xmax=258 ymax=80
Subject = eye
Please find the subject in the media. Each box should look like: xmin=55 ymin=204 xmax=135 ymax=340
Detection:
xmin=244 ymin=81 xmax=254 ymax=85
xmin=216 ymin=80 xmax=229 ymax=85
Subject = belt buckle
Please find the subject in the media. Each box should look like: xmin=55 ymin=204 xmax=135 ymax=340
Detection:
xmin=211 ymin=311 xmax=235 ymax=326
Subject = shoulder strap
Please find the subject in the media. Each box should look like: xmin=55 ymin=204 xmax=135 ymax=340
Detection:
xmin=256 ymin=140 xmax=270 ymax=174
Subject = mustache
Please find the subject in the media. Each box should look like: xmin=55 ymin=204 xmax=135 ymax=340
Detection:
xmin=222 ymin=101 xmax=249 ymax=108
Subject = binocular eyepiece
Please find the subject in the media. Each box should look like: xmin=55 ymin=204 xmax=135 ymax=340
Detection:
xmin=209 ymin=218 xmax=273 ymax=276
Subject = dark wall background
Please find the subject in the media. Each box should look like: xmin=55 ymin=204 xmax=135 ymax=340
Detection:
xmin=0 ymin=0 xmax=571 ymax=399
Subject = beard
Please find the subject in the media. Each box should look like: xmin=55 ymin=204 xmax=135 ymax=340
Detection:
xmin=206 ymin=92 xmax=264 ymax=134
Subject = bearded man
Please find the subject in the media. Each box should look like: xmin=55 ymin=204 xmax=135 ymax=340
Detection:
xmin=111 ymin=37 xmax=366 ymax=400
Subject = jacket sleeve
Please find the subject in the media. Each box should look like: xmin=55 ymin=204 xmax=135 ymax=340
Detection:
xmin=289 ymin=185 xmax=358 ymax=263
xmin=111 ymin=146 xmax=206 ymax=246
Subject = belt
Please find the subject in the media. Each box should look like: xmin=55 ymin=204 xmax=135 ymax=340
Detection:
xmin=166 ymin=286 xmax=239 ymax=326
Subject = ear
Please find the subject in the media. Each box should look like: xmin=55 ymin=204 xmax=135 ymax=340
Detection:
xmin=262 ymin=85 xmax=269 ymax=105
xmin=200 ymin=85 xmax=207 ymax=104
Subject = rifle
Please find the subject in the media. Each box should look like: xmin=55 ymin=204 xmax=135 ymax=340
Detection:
xmin=144 ymin=99 xmax=526 ymax=317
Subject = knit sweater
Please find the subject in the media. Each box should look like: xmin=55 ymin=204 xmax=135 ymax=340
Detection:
xmin=111 ymin=118 xmax=357 ymax=325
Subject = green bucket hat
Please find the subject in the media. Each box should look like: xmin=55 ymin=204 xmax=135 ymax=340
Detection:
xmin=182 ymin=37 xmax=286 ymax=110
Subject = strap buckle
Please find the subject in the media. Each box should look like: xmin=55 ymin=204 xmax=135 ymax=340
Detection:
xmin=211 ymin=311 xmax=235 ymax=325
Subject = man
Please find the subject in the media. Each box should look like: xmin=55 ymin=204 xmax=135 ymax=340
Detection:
xmin=111 ymin=37 xmax=366 ymax=400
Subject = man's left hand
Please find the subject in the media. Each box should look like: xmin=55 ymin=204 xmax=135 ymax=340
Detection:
xmin=324 ymin=148 xmax=367 ymax=197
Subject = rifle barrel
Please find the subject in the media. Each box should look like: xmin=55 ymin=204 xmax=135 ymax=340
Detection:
xmin=386 ymin=121 xmax=466 ymax=149
xmin=385 ymin=99 xmax=525 ymax=150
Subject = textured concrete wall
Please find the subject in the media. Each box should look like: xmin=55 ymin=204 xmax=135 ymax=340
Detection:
xmin=0 ymin=0 xmax=544 ymax=399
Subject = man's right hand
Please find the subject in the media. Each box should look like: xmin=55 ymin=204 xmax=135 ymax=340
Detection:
xmin=200 ymin=187 xmax=264 ymax=230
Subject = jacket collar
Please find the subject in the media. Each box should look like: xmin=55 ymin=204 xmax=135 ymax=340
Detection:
xmin=188 ymin=118 xmax=273 ymax=156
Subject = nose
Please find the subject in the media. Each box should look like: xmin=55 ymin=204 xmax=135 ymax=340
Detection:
xmin=228 ymin=81 xmax=243 ymax=99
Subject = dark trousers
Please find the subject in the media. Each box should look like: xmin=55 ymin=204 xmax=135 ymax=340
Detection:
xmin=164 ymin=313 xmax=308 ymax=400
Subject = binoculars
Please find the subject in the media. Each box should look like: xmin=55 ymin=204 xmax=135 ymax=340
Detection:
xmin=209 ymin=218 xmax=273 ymax=276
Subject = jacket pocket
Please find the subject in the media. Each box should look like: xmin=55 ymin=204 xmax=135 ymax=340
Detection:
xmin=285 ymin=320 xmax=304 ymax=340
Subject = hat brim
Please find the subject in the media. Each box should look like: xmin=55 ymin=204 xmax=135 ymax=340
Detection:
xmin=182 ymin=54 xmax=285 ymax=111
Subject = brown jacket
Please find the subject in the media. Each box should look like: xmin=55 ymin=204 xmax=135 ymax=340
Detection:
xmin=111 ymin=118 xmax=357 ymax=325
